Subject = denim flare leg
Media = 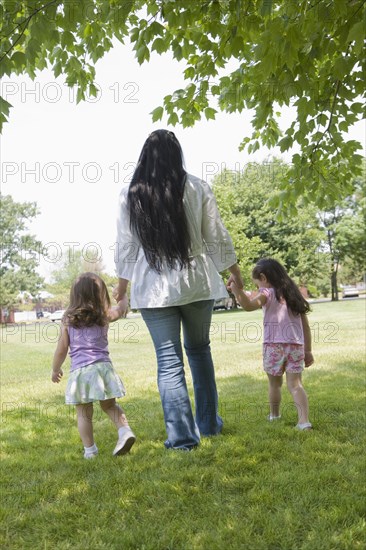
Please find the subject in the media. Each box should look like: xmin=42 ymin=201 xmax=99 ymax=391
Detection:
xmin=140 ymin=300 xmax=223 ymax=450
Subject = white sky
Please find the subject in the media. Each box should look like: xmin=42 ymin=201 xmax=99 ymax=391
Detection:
xmin=1 ymin=40 xmax=365 ymax=281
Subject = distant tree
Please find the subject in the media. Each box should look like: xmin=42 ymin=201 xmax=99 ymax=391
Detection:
xmin=1 ymin=1 xmax=364 ymax=207
xmin=46 ymin=248 xmax=116 ymax=307
xmin=212 ymin=159 xmax=323 ymax=288
xmin=337 ymin=176 xmax=366 ymax=281
xmin=319 ymin=171 xmax=366 ymax=300
xmin=0 ymin=194 xmax=43 ymax=308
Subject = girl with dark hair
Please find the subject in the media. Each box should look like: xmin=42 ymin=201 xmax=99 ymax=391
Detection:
xmin=51 ymin=273 xmax=136 ymax=458
xmin=115 ymin=129 xmax=243 ymax=450
xmin=228 ymin=258 xmax=313 ymax=430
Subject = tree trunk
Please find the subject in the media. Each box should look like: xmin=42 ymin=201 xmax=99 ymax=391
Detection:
xmin=331 ymin=267 xmax=339 ymax=301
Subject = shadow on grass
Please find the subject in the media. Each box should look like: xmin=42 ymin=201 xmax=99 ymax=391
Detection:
xmin=1 ymin=358 xmax=364 ymax=461
xmin=1 ymin=359 xmax=365 ymax=548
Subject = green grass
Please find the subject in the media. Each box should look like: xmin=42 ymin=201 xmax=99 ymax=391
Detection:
xmin=1 ymin=300 xmax=365 ymax=549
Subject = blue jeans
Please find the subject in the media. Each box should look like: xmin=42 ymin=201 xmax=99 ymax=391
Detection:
xmin=140 ymin=300 xmax=223 ymax=450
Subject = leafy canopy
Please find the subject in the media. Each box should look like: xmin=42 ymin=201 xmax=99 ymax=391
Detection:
xmin=1 ymin=0 xmax=365 ymax=208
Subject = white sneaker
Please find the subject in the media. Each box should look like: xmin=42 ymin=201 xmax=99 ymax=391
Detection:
xmin=84 ymin=449 xmax=98 ymax=459
xmin=296 ymin=422 xmax=312 ymax=431
xmin=113 ymin=428 xmax=136 ymax=456
xmin=267 ymin=414 xmax=281 ymax=422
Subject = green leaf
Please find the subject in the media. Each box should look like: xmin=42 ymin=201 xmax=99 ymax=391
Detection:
xmin=88 ymin=83 xmax=99 ymax=98
xmin=347 ymin=21 xmax=365 ymax=54
xmin=316 ymin=113 xmax=327 ymax=126
xmin=149 ymin=21 xmax=165 ymax=37
xmin=248 ymin=140 xmax=260 ymax=153
xmin=113 ymin=1 xmax=134 ymax=25
xmin=136 ymin=44 xmax=149 ymax=63
xmin=146 ymin=1 xmax=159 ymax=17
xmin=278 ymin=136 xmax=292 ymax=152
xmin=333 ymin=57 xmax=349 ymax=79
xmin=260 ymin=0 xmax=273 ymax=17
xmin=339 ymin=120 xmax=349 ymax=132
xmin=25 ymin=38 xmax=41 ymax=62
xmin=167 ymin=112 xmax=179 ymax=125
xmin=184 ymin=66 xmax=195 ymax=79
xmin=173 ymin=44 xmax=183 ymax=61
xmin=296 ymin=96 xmax=308 ymax=122
xmin=151 ymin=106 xmax=164 ymax=122
xmin=0 ymin=96 xmax=12 ymax=117
xmin=11 ymin=51 xmax=26 ymax=69
xmin=61 ymin=31 xmax=75 ymax=49
xmin=151 ymin=37 xmax=168 ymax=54
xmin=0 ymin=57 xmax=11 ymax=78
xmin=204 ymin=107 xmax=217 ymax=120
xmin=76 ymin=87 xmax=85 ymax=104
xmin=53 ymin=61 xmax=63 ymax=78
xmin=350 ymin=103 xmax=364 ymax=114
xmin=130 ymin=27 xmax=140 ymax=43
xmin=83 ymin=23 xmax=92 ymax=38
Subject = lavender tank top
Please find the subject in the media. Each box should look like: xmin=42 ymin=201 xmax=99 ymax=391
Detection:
xmin=68 ymin=325 xmax=111 ymax=372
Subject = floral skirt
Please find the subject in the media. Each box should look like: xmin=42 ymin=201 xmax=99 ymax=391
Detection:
xmin=65 ymin=361 xmax=126 ymax=405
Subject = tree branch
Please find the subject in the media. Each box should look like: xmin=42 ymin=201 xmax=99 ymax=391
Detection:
xmin=0 ymin=1 xmax=60 ymax=64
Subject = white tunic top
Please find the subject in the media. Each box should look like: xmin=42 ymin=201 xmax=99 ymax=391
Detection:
xmin=115 ymin=174 xmax=236 ymax=309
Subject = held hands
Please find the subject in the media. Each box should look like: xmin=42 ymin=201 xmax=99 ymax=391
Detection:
xmin=52 ymin=368 xmax=63 ymax=383
xmin=116 ymin=294 xmax=129 ymax=319
xmin=109 ymin=291 xmax=129 ymax=321
xmin=226 ymin=281 xmax=239 ymax=297
xmin=113 ymin=279 xmax=128 ymax=303
xmin=304 ymin=351 xmax=314 ymax=368
xmin=227 ymin=278 xmax=241 ymax=299
xmin=227 ymin=272 xmax=244 ymax=292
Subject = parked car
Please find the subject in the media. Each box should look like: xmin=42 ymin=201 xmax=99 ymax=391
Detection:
xmin=50 ymin=310 xmax=66 ymax=322
xmin=342 ymin=287 xmax=359 ymax=298
xmin=213 ymin=298 xmax=232 ymax=311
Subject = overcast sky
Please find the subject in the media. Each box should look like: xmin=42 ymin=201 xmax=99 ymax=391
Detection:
xmin=1 ymin=40 xmax=364 ymax=281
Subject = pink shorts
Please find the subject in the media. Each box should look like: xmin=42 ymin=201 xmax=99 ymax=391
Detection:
xmin=263 ymin=343 xmax=304 ymax=376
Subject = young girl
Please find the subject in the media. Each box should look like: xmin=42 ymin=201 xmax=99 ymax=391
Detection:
xmin=228 ymin=258 xmax=314 ymax=430
xmin=51 ymin=272 xmax=136 ymax=458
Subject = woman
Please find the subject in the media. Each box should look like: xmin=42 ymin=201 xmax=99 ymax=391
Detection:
xmin=115 ymin=129 xmax=243 ymax=450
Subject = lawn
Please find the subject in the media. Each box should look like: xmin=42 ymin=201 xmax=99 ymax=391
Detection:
xmin=1 ymin=300 xmax=365 ymax=549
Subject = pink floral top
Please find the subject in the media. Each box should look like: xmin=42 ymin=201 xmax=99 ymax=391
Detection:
xmin=259 ymin=287 xmax=304 ymax=345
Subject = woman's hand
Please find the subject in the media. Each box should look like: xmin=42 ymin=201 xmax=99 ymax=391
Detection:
xmin=227 ymin=263 xmax=244 ymax=290
xmin=227 ymin=273 xmax=244 ymax=291
xmin=116 ymin=295 xmax=129 ymax=319
xmin=113 ymin=278 xmax=129 ymax=303
xmin=227 ymin=280 xmax=240 ymax=298
xmin=108 ymin=294 xmax=129 ymax=321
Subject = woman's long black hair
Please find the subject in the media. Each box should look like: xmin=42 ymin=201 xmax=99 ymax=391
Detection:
xmin=127 ymin=129 xmax=191 ymax=273
xmin=252 ymin=258 xmax=311 ymax=315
